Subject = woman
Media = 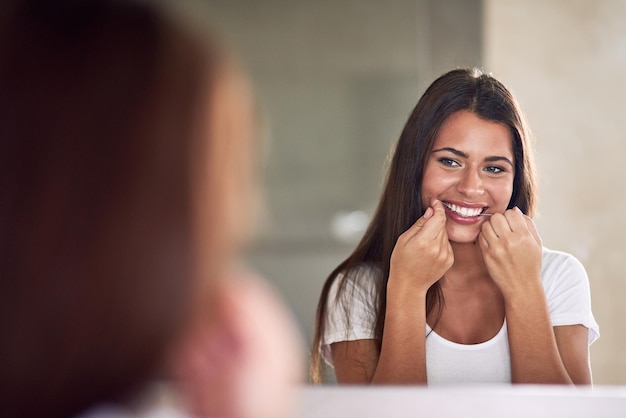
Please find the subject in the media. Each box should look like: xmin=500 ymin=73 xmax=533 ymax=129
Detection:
xmin=310 ymin=68 xmax=599 ymax=385
xmin=0 ymin=1 xmax=301 ymax=417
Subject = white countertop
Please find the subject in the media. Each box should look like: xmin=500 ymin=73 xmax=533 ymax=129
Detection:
xmin=297 ymin=385 xmax=626 ymax=418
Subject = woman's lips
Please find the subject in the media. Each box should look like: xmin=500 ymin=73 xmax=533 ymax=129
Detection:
xmin=442 ymin=201 xmax=487 ymax=218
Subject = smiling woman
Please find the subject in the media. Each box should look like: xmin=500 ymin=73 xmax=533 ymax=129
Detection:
xmin=310 ymin=68 xmax=599 ymax=386
xmin=423 ymin=111 xmax=514 ymax=239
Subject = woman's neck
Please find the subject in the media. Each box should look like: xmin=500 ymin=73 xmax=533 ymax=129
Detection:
xmin=443 ymin=241 xmax=490 ymax=287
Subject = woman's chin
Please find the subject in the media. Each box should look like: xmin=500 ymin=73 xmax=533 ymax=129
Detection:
xmin=446 ymin=228 xmax=480 ymax=245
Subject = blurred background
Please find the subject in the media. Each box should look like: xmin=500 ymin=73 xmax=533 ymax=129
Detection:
xmin=201 ymin=0 xmax=626 ymax=384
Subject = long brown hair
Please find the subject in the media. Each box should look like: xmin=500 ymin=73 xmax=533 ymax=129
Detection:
xmin=310 ymin=67 xmax=537 ymax=383
xmin=0 ymin=1 xmax=230 ymax=416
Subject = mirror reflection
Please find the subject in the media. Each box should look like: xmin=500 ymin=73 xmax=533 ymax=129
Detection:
xmin=311 ymin=68 xmax=598 ymax=386
xmin=204 ymin=0 xmax=626 ymax=385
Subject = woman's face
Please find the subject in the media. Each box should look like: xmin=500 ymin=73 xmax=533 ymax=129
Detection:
xmin=421 ymin=110 xmax=515 ymax=243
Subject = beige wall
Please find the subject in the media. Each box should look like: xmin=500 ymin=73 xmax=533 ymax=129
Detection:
xmin=485 ymin=0 xmax=626 ymax=384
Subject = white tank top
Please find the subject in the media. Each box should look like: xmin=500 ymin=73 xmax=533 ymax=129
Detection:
xmin=425 ymin=320 xmax=511 ymax=385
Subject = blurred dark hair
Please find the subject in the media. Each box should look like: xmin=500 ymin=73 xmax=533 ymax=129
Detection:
xmin=310 ymin=67 xmax=537 ymax=383
xmin=0 ymin=1 xmax=221 ymax=416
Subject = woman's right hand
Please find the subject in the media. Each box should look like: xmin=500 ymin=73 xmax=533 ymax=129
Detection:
xmin=389 ymin=199 xmax=453 ymax=296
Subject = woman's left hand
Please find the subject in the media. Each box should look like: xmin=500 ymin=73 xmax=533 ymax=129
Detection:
xmin=478 ymin=207 xmax=543 ymax=298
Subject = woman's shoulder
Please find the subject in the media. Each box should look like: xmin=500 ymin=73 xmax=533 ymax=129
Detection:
xmin=539 ymin=248 xmax=599 ymax=344
xmin=337 ymin=262 xmax=382 ymax=286
xmin=331 ymin=262 xmax=382 ymax=300
xmin=541 ymin=246 xmax=586 ymax=270
xmin=341 ymin=262 xmax=381 ymax=276
xmin=540 ymin=246 xmax=589 ymax=285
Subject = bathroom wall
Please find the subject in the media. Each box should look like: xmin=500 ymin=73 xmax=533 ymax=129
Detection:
xmin=484 ymin=0 xmax=626 ymax=384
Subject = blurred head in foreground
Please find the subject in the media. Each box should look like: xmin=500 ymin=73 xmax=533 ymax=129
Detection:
xmin=0 ymin=1 xmax=302 ymax=417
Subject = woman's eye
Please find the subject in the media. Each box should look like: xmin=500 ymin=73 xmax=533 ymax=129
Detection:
xmin=438 ymin=158 xmax=459 ymax=167
xmin=485 ymin=165 xmax=505 ymax=174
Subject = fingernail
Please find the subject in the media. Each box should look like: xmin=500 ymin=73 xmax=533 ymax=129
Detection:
xmin=424 ymin=207 xmax=433 ymax=219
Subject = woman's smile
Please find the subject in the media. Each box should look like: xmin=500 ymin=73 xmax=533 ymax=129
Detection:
xmin=442 ymin=201 xmax=489 ymax=226
xmin=421 ymin=110 xmax=515 ymax=243
xmin=442 ymin=201 xmax=488 ymax=217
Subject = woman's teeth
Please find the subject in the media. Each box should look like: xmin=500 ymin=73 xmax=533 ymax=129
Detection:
xmin=443 ymin=202 xmax=484 ymax=217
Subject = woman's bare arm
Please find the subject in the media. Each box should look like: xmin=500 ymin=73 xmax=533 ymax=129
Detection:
xmin=480 ymin=208 xmax=590 ymax=385
xmin=503 ymin=288 xmax=573 ymax=384
xmin=332 ymin=201 xmax=452 ymax=384
xmin=331 ymin=290 xmax=429 ymax=384
xmin=555 ymin=324 xmax=592 ymax=384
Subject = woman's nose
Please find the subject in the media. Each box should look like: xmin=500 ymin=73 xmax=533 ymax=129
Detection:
xmin=456 ymin=169 xmax=484 ymax=197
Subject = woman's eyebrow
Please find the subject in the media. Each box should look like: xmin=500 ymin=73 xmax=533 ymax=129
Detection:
xmin=432 ymin=147 xmax=468 ymax=158
xmin=485 ymin=156 xmax=514 ymax=167
xmin=432 ymin=147 xmax=514 ymax=167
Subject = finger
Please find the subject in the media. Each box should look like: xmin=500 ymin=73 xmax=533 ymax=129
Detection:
xmin=404 ymin=200 xmax=446 ymax=240
xmin=437 ymin=224 xmax=452 ymax=252
xmin=522 ymin=213 xmax=543 ymax=246
xmin=478 ymin=231 xmax=489 ymax=250
xmin=486 ymin=212 xmax=511 ymax=238
xmin=430 ymin=199 xmax=446 ymax=216
xmin=503 ymin=207 xmax=526 ymax=233
xmin=402 ymin=208 xmax=433 ymax=238
xmin=481 ymin=218 xmax=499 ymax=243
xmin=431 ymin=206 xmax=449 ymax=242
xmin=420 ymin=200 xmax=448 ymax=240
